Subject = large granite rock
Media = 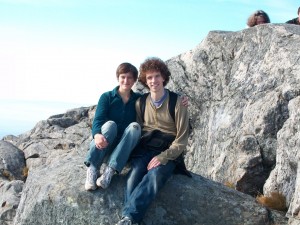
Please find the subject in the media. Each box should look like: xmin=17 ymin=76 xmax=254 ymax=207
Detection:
xmin=2 ymin=24 xmax=300 ymax=224
xmin=2 ymin=107 xmax=284 ymax=225
xmin=163 ymin=24 xmax=300 ymax=224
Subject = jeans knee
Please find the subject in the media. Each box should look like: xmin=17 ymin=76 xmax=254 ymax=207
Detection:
xmin=101 ymin=121 xmax=117 ymax=136
xmin=104 ymin=120 xmax=117 ymax=129
xmin=128 ymin=122 xmax=141 ymax=135
xmin=148 ymin=167 xmax=171 ymax=184
xmin=148 ymin=168 xmax=161 ymax=180
xmin=129 ymin=122 xmax=140 ymax=130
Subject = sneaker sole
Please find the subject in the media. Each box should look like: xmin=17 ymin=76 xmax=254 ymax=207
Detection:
xmin=85 ymin=184 xmax=97 ymax=191
xmin=96 ymin=178 xmax=109 ymax=189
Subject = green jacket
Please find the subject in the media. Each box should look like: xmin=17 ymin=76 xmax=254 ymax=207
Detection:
xmin=92 ymin=86 xmax=141 ymax=138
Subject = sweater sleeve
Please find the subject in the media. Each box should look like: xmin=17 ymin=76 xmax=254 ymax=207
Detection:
xmin=156 ymin=97 xmax=189 ymax=165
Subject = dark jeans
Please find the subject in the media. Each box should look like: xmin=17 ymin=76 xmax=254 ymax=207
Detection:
xmin=122 ymin=150 xmax=176 ymax=223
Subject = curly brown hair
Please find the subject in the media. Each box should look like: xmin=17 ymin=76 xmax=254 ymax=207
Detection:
xmin=138 ymin=57 xmax=171 ymax=88
xmin=247 ymin=10 xmax=270 ymax=27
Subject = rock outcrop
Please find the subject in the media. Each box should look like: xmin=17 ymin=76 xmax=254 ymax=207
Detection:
xmin=165 ymin=23 xmax=300 ymax=218
xmin=1 ymin=24 xmax=300 ymax=225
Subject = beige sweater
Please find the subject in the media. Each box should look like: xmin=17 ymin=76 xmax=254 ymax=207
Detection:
xmin=135 ymin=91 xmax=189 ymax=165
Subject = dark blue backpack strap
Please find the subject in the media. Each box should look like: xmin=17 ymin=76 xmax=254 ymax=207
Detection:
xmin=167 ymin=90 xmax=178 ymax=122
xmin=139 ymin=93 xmax=150 ymax=122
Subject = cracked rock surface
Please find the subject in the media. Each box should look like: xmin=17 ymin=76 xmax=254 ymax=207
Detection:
xmin=2 ymin=24 xmax=300 ymax=224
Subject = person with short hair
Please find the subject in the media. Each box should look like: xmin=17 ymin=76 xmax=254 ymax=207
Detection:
xmin=247 ymin=10 xmax=270 ymax=27
xmin=84 ymin=62 xmax=142 ymax=191
xmin=116 ymin=57 xmax=190 ymax=225
xmin=286 ymin=7 xmax=300 ymax=25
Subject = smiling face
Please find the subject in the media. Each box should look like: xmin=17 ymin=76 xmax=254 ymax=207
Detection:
xmin=145 ymin=71 xmax=165 ymax=94
xmin=118 ymin=72 xmax=135 ymax=92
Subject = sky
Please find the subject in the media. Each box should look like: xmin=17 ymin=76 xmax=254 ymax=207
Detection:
xmin=0 ymin=0 xmax=298 ymax=138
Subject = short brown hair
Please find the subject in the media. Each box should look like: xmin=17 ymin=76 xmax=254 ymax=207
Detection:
xmin=298 ymin=7 xmax=300 ymax=14
xmin=138 ymin=57 xmax=171 ymax=88
xmin=116 ymin=63 xmax=138 ymax=81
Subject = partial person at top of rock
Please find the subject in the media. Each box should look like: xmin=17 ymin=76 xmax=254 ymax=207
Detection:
xmin=286 ymin=6 xmax=300 ymax=25
xmin=247 ymin=10 xmax=271 ymax=27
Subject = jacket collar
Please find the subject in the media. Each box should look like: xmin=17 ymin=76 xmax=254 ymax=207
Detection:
xmin=112 ymin=86 xmax=136 ymax=99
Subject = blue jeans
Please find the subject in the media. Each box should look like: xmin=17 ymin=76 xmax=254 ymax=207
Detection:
xmin=122 ymin=150 xmax=176 ymax=223
xmin=85 ymin=121 xmax=141 ymax=173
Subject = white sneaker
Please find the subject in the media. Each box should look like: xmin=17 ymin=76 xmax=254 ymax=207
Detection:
xmin=116 ymin=217 xmax=132 ymax=225
xmin=96 ymin=166 xmax=115 ymax=189
xmin=85 ymin=166 xmax=98 ymax=191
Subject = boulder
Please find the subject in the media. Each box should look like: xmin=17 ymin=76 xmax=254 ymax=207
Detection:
xmin=164 ymin=24 xmax=300 ymax=224
xmin=2 ymin=24 xmax=300 ymax=224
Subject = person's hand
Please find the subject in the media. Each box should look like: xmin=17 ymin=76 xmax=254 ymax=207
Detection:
xmin=147 ymin=157 xmax=161 ymax=170
xmin=94 ymin=134 xmax=108 ymax=149
xmin=181 ymin=95 xmax=189 ymax=107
